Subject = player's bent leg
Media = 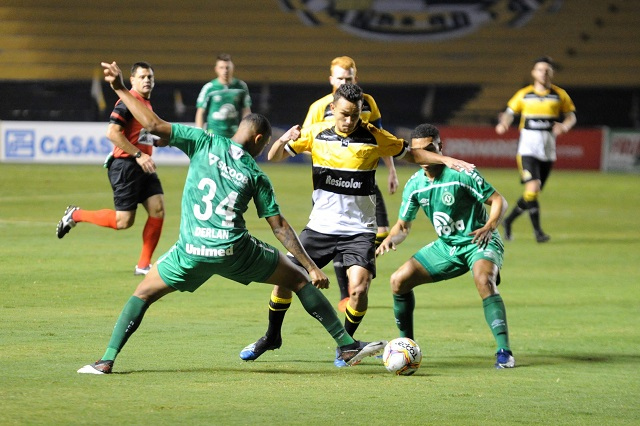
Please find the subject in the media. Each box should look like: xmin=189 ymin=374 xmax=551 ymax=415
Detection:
xmin=333 ymin=253 xmax=350 ymax=312
xmin=390 ymin=258 xmax=432 ymax=340
xmin=133 ymin=266 xmax=176 ymax=303
xmin=471 ymin=259 xmax=500 ymax=300
xmin=115 ymin=210 xmax=136 ymax=230
xmin=79 ymin=269 xmax=173 ymax=375
xmin=345 ymin=266 xmax=371 ymax=312
xmin=342 ymin=266 xmax=371 ymax=339
xmin=472 ymin=260 xmax=514 ymax=368
xmin=240 ymin=254 xmax=300 ymax=361
xmin=137 ymin=194 xmax=165 ymax=274
xmin=141 ymin=193 xmax=165 ymax=219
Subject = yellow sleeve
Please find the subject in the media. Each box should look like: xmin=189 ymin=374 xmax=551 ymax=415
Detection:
xmin=556 ymin=86 xmax=576 ymax=114
xmin=370 ymin=124 xmax=406 ymax=157
xmin=288 ymin=122 xmax=331 ymax=155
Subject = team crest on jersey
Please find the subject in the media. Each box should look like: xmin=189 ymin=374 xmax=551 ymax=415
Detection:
xmin=432 ymin=211 xmax=464 ymax=237
xmin=441 ymin=192 xmax=455 ymax=206
xmin=279 ymin=0 xmax=555 ymax=41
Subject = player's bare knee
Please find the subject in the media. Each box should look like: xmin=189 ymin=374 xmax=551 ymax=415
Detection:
xmin=389 ymin=272 xmax=405 ymax=295
xmin=116 ymin=219 xmax=134 ymax=229
xmin=475 ymin=275 xmax=498 ymax=298
xmin=348 ymin=285 xmax=367 ymax=300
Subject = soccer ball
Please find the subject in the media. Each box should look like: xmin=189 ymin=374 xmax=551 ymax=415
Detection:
xmin=382 ymin=337 xmax=422 ymax=376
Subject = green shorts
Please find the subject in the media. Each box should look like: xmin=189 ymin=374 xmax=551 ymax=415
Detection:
xmin=413 ymin=238 xmax=504 ymax=283
xmin=156 ymin=234 xmax=280 ymax=292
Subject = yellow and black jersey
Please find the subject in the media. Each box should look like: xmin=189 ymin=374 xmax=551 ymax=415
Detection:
xmin=507 ymin=84 xmax=576 ymax=131
xmin=302 ymin=93 xmax=382 ymax=128
xmin=285 ymin=120 xmax=407 ymax=235
xmin=507 ymin=84 xmax=576 ymax=161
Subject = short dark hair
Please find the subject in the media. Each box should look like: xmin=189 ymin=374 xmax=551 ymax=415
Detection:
xmin=130 ymin=61 xmax=153 ymax=77
xmin=217 ymin=53 xmax=232 ymax=62
xmin=411 ymin=123 xmax=440 ymax=140
xmin=533 ymin=56 xmax=554 ymax=67
xmin=333 ymin=83 xmax=363 ymax=105
xmin=242 ymin=113 xmax=272 ymax=140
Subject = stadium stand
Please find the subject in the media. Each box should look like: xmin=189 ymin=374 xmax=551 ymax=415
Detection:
xmin=0 ymin=0 xmax=638 ymax=126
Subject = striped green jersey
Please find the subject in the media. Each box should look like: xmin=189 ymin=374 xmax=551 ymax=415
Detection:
xmin=170 ymin=123 xmax=279 ymax=261
xmin=399 ymin=167 xmax=500 ymax=246
xmin=196 ymin=78 xmax=252 ymax=137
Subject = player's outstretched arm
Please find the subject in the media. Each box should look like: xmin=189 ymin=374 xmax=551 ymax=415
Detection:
xmin=404 ymin=148 xmax=475 ymax=173
xmin=265 ymin=214 xmax=329 ymax=289
xmin=376 ymin=219 xmax=412 ymax=257
xmin=101 ymin=61 xmax=172 ymax=140
xmin=469 ymin=191 xmax=508 ymax=248
xmin=267 ymin=125 xmax=301 ymax=161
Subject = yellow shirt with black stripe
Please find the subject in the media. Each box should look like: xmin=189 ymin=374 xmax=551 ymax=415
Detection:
xmin=507 ymin=84 xmax=576 ymax=161
xmin=507 ymin=84 xmax=575 ymax=131
xmin=285 ymin=120 xmax=407 ymax=235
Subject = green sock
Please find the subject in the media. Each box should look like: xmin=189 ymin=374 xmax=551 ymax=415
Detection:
xmin=482 ymin=294 xmax=510 ymax=351
xmin=393 ymin=291 xmax=415 ymax=340
xmin=296 ymin=282 xmax=355 ymax=347
xmin=102 ymin=296 xmax=148 ymax=361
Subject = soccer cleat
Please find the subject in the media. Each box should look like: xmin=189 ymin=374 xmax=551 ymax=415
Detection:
xmin=535 ymin=231 xmax=550 ymax=243
xmin=502 ymin=219 xmax=512 ymax=241
xmin=239 ymin=335 xmax=282 ymax=361
xmin=337 ymin=297 xmax=349 ymax=313
xmin=56 ymin=205 xmax=79 ymax=239
xmin=134 ymin=264 xmax=152 ymax=275
xmin=337 ymin=340 xmax=387 ymax=367
xmin=494 ymin=349 xmax=515 ymax=369
xmin=77 ymin=359 xmax=113 ymax=375
xmin=334 ymin=348 xmax=348 ymax=368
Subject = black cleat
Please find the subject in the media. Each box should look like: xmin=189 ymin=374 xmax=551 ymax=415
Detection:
xmin=239 ymin=336 xmax=282 ymax=361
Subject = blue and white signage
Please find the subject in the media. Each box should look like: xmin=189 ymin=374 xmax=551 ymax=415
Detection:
xmin=0 ymin=121 xmax=189 ymax=165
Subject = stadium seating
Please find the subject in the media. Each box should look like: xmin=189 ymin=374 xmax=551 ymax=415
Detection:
xmin=0 ymin=0 xmax=638 ymax=126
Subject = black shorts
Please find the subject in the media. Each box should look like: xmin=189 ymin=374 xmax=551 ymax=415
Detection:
xmin=290 ymin=228 xmax=377 ymax=278
xmin=518 ymin=155 xmax=553 ymax=189
xmin=108 ymin=158 xmax=164 ymax=211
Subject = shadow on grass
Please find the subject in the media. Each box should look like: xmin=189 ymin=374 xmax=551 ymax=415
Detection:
xmin=103 ymin=353 xmax=639 ymax=375
xmin=516 ymin=353 xmax=640 ymax=367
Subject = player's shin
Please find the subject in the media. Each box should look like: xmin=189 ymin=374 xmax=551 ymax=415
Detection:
xmin=264 ymin=292 xmax=291 ymax=341
xmin=482 ymin=294 xmax=510 ymax=351
xmin=393 ymin=292 xmax=415 ymax=340
xmin=102 ymin=296 xmax=149 ymax=361
xmin=296 ymin=282 xmax=354 ymax=347
xmin=344 ymin=304 xmax=366 ymax=337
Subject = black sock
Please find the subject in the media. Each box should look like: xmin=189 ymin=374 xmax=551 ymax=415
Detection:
xmin=265 ymin=293 xmax=291 ymax=341
xmin=527 ymin=200 xmax=543 ymax=233
xmin=505 ymin=197 xmax=527 ymax=223
xmin=344 ymin=304 xmax=366 ymax=337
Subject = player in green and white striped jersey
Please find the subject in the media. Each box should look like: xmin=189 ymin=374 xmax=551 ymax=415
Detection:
xmin=376 ymin=123 xmax=515 ymax=369
xmin=195 ymin=53 xmax=252 ymax=137
xmin=76 ymin=61 xmax=386 ymax=375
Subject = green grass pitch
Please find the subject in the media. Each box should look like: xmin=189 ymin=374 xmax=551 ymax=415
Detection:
xmin=0 ymin=162 xmax=638 ymax=424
